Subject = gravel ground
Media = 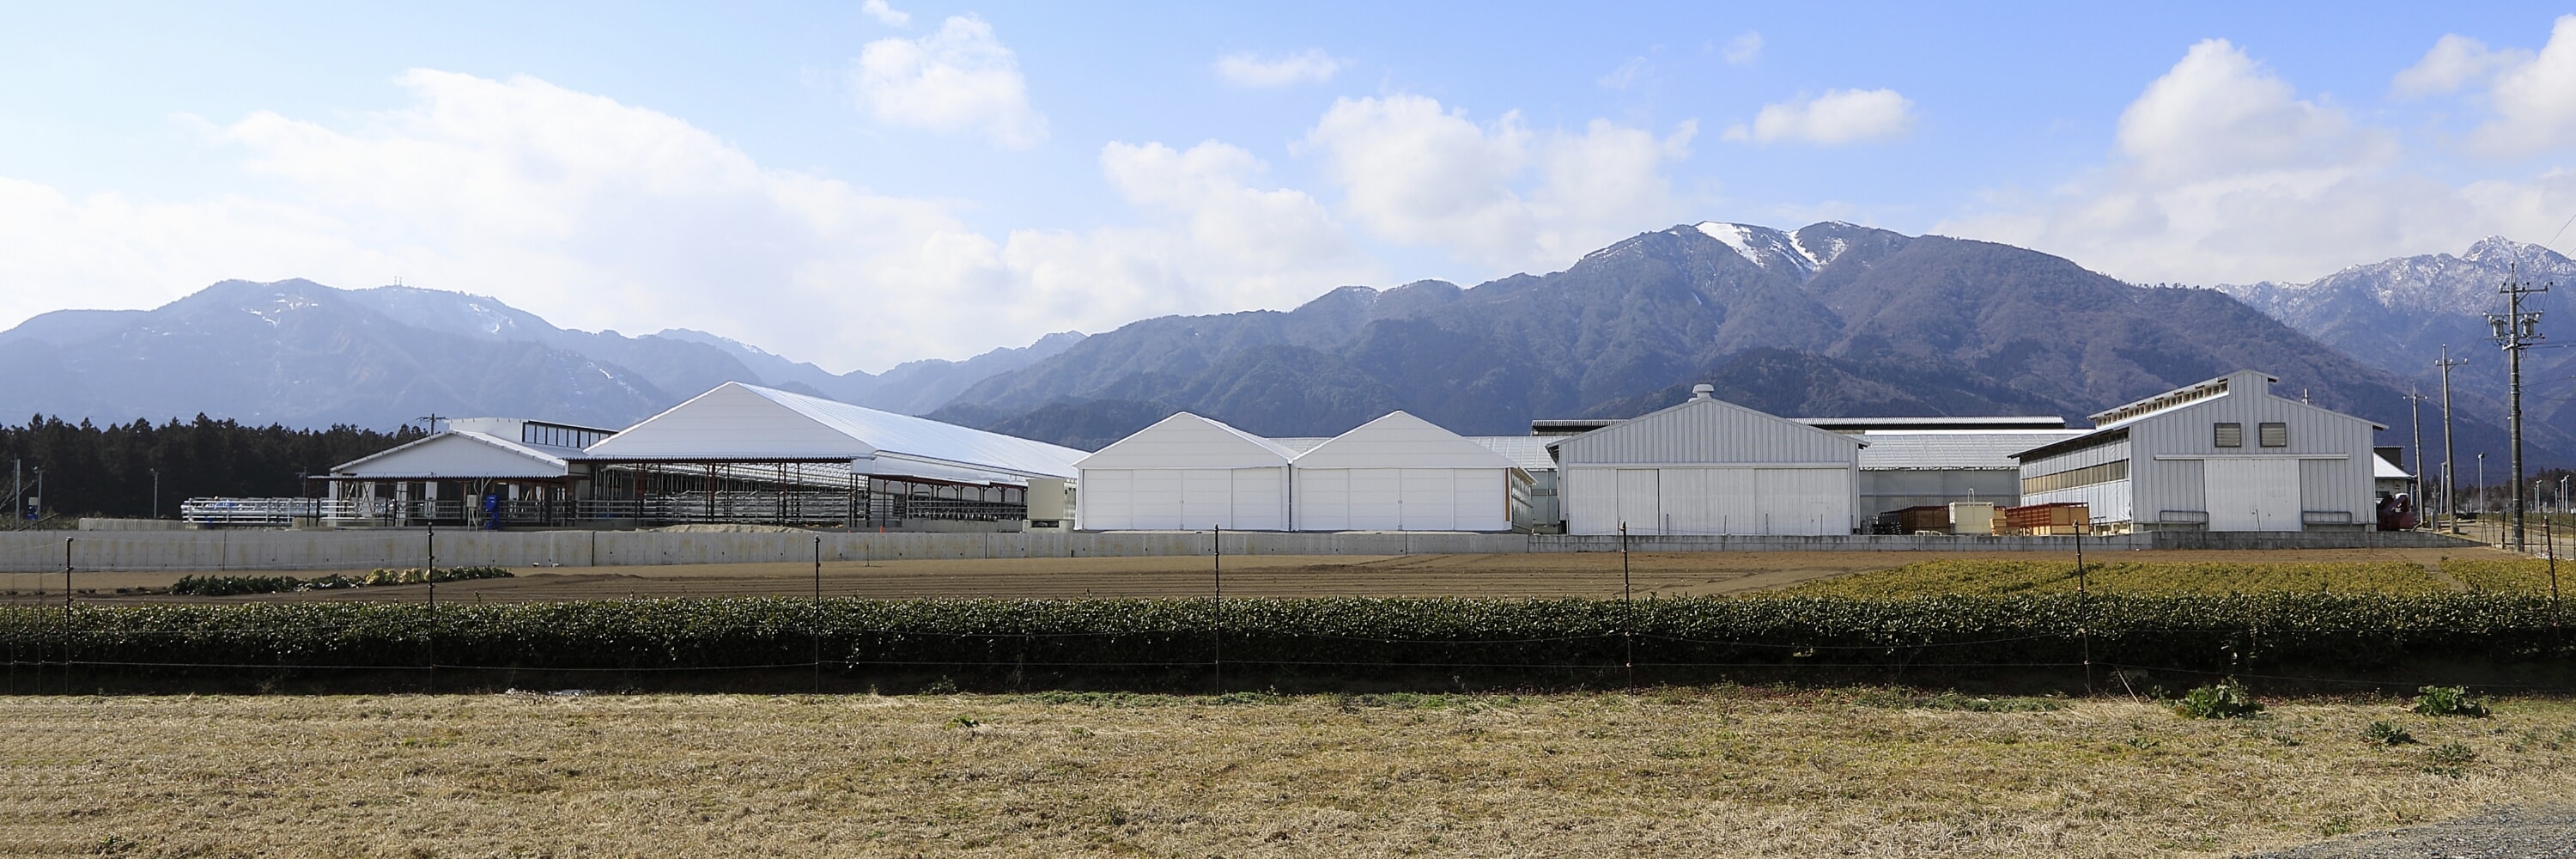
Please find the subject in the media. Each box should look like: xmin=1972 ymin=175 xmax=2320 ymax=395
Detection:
xmin=2242 ymin=807 xmax=2576 ymax=858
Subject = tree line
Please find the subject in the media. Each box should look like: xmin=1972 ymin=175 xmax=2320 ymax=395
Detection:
xmin=1 ymin=415 xmax=422 ymax=521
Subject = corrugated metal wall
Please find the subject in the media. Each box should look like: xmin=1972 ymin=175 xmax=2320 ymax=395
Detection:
xmin=1553 ymin=399 xmax=1862 ymax=535
xmin=2126 ymin=376 xmax=2376 ymax=531
xmin=2020 ymin=372 xmax=2379 ymax=532
xmin=2020 ymin=437 xmax=2133 ymax=524
xmin=1554 ymin=399 xmax=1863 ymax=466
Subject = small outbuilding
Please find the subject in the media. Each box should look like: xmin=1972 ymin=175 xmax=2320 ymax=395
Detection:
xmin=2011 ymin=369 xmax=2385 ymax=532
xmin=320 ymin=418 xmax=610 ymax=527
xmin=1074 ymin=413 xmax=1295 ymax=530
xmin=1289 ymin=411 xmax=1530 ymax=532
xmin=1549 ymin=385 xmax=1864 ymax=535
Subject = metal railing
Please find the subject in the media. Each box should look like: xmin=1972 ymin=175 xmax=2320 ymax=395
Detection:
xmin=180 ymin=491 xmax=1030 ymax=527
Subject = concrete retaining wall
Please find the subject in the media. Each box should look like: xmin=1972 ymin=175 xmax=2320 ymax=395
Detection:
xmin=0 ymin=527 xmax=2485 ymax=573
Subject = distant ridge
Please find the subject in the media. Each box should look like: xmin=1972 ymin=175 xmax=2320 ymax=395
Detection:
xmin=0 ymin=280 xmax=1080 ymax=430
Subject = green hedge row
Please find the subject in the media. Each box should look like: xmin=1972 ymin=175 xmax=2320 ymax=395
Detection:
xmin=3 ymin=594 xmax=2567 ymax=681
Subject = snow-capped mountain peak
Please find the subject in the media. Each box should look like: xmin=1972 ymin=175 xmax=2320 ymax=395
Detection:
xmin=1692 ymin=222 xmax=1817 ymax=277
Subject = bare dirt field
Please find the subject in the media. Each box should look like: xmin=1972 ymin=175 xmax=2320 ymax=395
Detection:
xmin=1 ymin=545 xmax=2518 ymax=605
xmin=4 ymin=691 xmax=2570 ymax=857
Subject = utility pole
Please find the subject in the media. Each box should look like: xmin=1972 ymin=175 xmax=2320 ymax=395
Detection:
xmin=2406 ymin=388 xmax=2429 ymax=529
xmin=2438 ymin=348 xmax=2467 ymax=532
xmin=2490 ymin=263 xmax=2549 ymax=551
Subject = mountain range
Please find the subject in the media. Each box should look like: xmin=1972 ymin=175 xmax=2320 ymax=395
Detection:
xmin=0 ymin=279 xmax=1080 ymax=430
xmin=2216 ymin=238 xmax=2576 ymax=461
xmin=1 ymin=222 xmax=2556 ymax=467
xmin=930 ymin=222 xmax=2546 ymax=464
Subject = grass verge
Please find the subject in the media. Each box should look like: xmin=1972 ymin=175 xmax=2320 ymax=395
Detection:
xmin=3 ymin=691 xmax=2572 ymax=856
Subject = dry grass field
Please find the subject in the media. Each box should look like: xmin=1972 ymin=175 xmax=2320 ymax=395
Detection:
xmin=4 ymin=690 xmax=2572 ymax=857
xmin=1 ymin=545 xmax=2514 ymax=605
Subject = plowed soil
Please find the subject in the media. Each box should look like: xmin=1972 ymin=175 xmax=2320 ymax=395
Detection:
xmin=3 ymin=545 xmax=2510 ymax=604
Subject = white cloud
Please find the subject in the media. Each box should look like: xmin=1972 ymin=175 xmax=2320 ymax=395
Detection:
xmin=1720 ymin=31 xmax=1763 ymax=67
xmin=1005 ymin=141 xmax=1374 ymax=318
xmin=848 ymin=15 xmax=1048 ymax=148
xmin=2393 ymin=34 xmax=2529 ymax=98
xmin=2115 ymin=40 xmax=2357 ymax=180
xmin=0 ymin=70 xmax=1378 ymax=372
xmin=2473 ymin=15 xmax=2576 ymax=156
xmin=1301 ymin=94 xmax=1693 ymax=272
xmin=1936 ymin=38 xmax=2576 ymax=286
xmin=1213 ymin=49 xmax=1342 ymax=88
xmin=860 ymin=0 xmax=910 ymax=27
xmin=1598 ymin=57 xmax=1649 ymax=90
xmin=1722 ymin=88 xmax=1915 ymax=145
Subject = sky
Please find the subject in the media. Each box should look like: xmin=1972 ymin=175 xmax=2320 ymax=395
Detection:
xmin=8 ymin=3 xmax=2576 ymax=375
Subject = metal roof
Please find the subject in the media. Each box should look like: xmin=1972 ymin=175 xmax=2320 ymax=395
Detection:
xmin=1798 ymin=416 xmax=2070 ymax=431
xmin=329 ymin=430 xmax=571 ymax=479
xmin=583 ymin=382 xmax=1086 ymax=481
xmin=2374 ymin=455 xmax=2412 ymax=480
xmin=1854 ymin=430 xmax=2087 ymax=470
xmin=1465 ymin=436 xmax=1558 ymax=472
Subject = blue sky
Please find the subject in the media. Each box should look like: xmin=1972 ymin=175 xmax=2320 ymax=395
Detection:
xmin=6 ymin=3 xmax=2576 ymax=373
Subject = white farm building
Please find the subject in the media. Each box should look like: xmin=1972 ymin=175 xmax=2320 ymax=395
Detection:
xmin=1078 ymin=411 xmax=1534 ymax=532
xmin=1287 ymin=411 xmax=1529 ymax=532
xmin=1549 ymin=385 xmax=1863 ymax=536
xmin=1073 ymin=413 xmax=1296 ymax=531
xmin=2011 ymin=369 xmax=2384 ymax=532
xmin=308 ymin=382 xmax=1086 ymax=531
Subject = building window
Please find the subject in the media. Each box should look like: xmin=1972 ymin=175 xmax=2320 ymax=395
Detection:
xmin=2214 ymin=423 xmax=2242 ymax=448
xmin=2020 ymin=459 xmax=2129 ymax=495
xmin=2258 ymin=422 xmax=2287 ymax=448
xmin=523 ymin=423 xmax=608 ymax=449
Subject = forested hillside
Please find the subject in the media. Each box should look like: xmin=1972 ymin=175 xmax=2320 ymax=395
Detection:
xmin=0 ymin=416 xmax=422 ymax=521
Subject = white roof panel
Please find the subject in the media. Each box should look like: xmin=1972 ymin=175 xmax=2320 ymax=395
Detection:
xmin=582 ymin=382 xmax=1084 ymax=481
xmin=1293 ymin=411 xmax=1522 ymax=471
xmin=331 ymin=431 xmax=570 ymax=479
xmin=1077 ymin=412 xmax=1296 ymax=469
xmin=1466 ymin=436 xmax=1557 ymax=472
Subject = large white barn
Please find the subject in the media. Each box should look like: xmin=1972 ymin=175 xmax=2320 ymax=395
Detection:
xmin=1549 ymin=385 xmax=1864 ymax=535
xmin=2012 ymin=369 xmax=2384 ymax=532
xmin=1074 ymin=413 xmax=1295 ymax=530
xmin=1289 ymin=411 xmax=1529 ymax=532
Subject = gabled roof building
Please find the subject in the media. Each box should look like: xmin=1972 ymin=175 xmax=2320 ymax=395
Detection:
xmin=1074 ymin=413 xmax=1296 ymax=531
xmin=1289 ymin=411 xmax=1529 ymax=532
xmin=1548 ymin=385 xmax=1864 ymax=535
xmin=2011 ymin=369 xmax=2385 ymax=532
